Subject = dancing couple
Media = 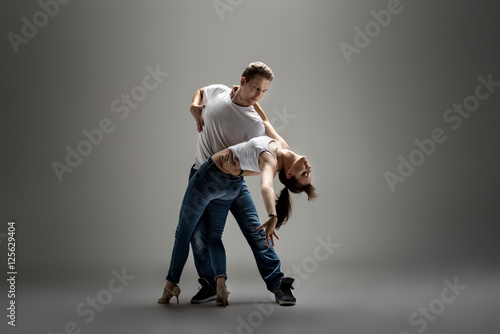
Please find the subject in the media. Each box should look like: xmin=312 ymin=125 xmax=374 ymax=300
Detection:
xmin=158 ymin=62 xmax=317 ymax=307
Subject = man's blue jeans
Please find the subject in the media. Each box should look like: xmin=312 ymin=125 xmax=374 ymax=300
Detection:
xmin=166 ymin=157 xmax=243 ymax=284
xmin=189 ymin=166 xmax=284 ymax=293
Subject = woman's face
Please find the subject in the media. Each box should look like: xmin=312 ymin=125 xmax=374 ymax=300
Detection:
xmin=289 ymin=155 xmax=312 ymax=186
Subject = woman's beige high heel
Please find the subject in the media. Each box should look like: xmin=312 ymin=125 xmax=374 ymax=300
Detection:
xmin=215 ymin=286 xmax=229 ymax=307
xmin=157 ymin=285 xmax=181 ymax=304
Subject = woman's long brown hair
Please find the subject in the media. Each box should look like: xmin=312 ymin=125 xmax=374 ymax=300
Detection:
xmin=275 ymin=169 xmax=318 ymax=228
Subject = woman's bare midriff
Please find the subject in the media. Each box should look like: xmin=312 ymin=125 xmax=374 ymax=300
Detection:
xmin=212 ymin=148 xmax=233 ymax=174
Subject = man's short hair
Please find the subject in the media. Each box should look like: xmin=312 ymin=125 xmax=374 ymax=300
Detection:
xmin=241 ymin=61 xmax=274 ymax=82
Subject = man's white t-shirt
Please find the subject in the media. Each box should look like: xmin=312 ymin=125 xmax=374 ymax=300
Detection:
xmin=193 ymin=84 xmax=266 ymax=169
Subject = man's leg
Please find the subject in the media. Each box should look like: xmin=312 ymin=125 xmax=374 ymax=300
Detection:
xmin=190 ymin=205 xmax=216 ymax=285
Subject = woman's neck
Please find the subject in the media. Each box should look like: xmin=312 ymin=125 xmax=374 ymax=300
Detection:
xmin=272 ymin=144 xmax=294 ymax=172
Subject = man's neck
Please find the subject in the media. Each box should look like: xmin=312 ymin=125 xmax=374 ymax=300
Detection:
xmin=231 ymin=90 xmax=251 ymax=107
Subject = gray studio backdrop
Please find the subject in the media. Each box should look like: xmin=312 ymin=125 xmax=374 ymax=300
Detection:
xmin=2 ymin=0 xmax=500 ymax=333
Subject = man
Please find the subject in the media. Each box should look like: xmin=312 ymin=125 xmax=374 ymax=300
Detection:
xmin=187 ymin=62 xmax=296 ymax=306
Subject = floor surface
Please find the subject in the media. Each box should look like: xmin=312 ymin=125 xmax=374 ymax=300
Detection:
xmin=3 ymin=265 xmax=499 ymax=334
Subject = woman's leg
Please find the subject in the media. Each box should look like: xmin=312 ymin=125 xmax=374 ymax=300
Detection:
xmin=205 ymin=179 xmax=243 ymax=303
xmin=166 ymin=159 xmax=224 ymax=284
xmin=229 ymin=181 xmax=284 ymax=292
xmin=166 ymin=187 xmax=209 ymax=284
xmin=206 ymin=196 xmax=239 ymax=307
xmin=160 ymin=175 xmax=211 ymax=303
xmin=188 ymin=165 xmax=217 ymax=290
xmin=161 ymin=157 xmax=240 ymax=305
xmin=205 ymin=198 xmax=232 ymax=283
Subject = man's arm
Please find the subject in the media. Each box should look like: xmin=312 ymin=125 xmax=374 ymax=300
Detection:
xmin=190 ymin=87 xmax=206 ymax=133
xmin=253 ymin=103 xmax=290 ymax=149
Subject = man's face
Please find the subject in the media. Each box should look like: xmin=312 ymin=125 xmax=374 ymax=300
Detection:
xmin=239 ymin=75 xmax=271 ymax=106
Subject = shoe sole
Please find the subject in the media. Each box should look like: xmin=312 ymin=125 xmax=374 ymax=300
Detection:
xmin=190 ymin=295 xmax=217 ymax=304
xmin=275 ymin=296 xmax=296 ymax=306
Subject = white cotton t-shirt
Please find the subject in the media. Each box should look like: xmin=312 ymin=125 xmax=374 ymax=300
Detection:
xmin=193 ymin=84 xmax=266 ymax=169
xmin=229 ymin=136 xmax=279 ymax=172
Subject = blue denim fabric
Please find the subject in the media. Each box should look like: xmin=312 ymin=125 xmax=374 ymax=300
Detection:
xmin=166 ymin=157 xmax=243 ymax=284
xmin=189 ymin=168 xmax=284 ymax=292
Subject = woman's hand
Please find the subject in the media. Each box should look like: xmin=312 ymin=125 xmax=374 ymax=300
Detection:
xmin=190 ymin=103 xmax=205 ymax=132
xmin=219 ymin=150 xmax=241 ymax=175
xmin=229 ymin=85 xmax=239 ymax=99
xmin=256 ymin=216 xmax=279 ymax=248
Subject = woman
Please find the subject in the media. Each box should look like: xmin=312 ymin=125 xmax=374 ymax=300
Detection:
xmin=158 ymin=136 xmax=317 ymax=306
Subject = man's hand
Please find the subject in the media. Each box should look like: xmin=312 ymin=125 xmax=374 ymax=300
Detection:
xmin=190 ymin=103 xmax=205 ymax=132
xmin=219 ymin=150 xmax=241 ymax=175
xmin=256 ymin=216 xmax=279 ymax=248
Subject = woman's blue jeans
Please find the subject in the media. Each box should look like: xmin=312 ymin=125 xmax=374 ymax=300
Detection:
xmin=166 ymin=157 xmax=243 ymax=284
xmin=189 ymin=168 xmax=284 ymax=293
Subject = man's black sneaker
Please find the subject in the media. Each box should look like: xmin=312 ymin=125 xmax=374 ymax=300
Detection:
xmin=274 ymin=277 xmax=296 ymax=306
xmin=191 ymin=278 xmax=217 ymax=304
